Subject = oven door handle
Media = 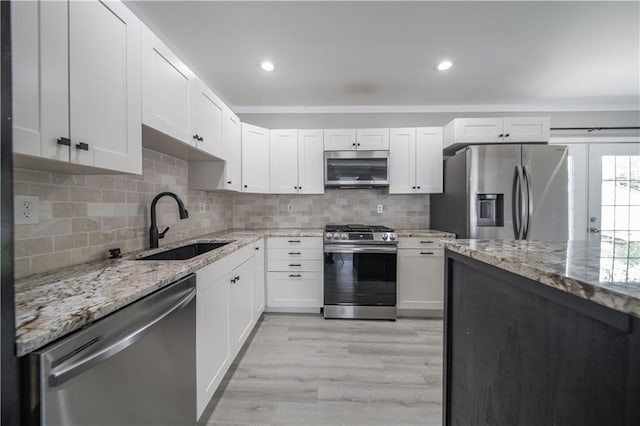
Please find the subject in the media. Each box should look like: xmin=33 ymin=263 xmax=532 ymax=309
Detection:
xmin=324 ymin=244 xmax=397 ymax=254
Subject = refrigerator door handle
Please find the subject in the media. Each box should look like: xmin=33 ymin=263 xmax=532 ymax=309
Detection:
xmin=522 ymin=165 xmax=533 ymax=240
xmin=512 ymin=166 xmax=523 ymax=239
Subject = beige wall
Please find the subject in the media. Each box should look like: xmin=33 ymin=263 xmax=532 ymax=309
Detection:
xmin=14 ymin=149 xmax=233 ymax=278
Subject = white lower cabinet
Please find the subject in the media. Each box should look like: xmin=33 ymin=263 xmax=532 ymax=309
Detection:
xmin=266 ymin=237 xmax=323 ymax=312
xmin=253 ymin=239 xmax=266 ymax=319
xmin=195 ymin=241 xmax=263 ymax=420
xmin=397 ymin=238 xmax=445 ymax=316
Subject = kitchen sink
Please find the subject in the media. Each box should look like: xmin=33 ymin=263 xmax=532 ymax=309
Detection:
xmin=137 ymin=242 xmax=231 ymax=261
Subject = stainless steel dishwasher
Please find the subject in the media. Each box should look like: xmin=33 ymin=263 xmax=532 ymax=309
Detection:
xmin=22 ymin=274 xmax=197 ymax=426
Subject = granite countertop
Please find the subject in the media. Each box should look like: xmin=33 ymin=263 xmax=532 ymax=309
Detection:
xmin=14 ymin=228 xmax=323 ymax=356
xmin=395 ymin=229 xmax=456 ymax=238
xmin=445 ymin=239 xmax=640 ymax=318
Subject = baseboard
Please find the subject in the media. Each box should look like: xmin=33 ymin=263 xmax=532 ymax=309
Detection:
xmin=397 ymin=308 xmax=443 ymax=318
xmin=265 ymin=306 xmax=322 ymax=314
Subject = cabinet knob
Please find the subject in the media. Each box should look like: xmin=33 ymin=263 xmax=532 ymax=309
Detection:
xmin=357 ymin=143 xmax=361 ymax=146
xmin=244 ymin=185 xmax=248 ymax=188
xmin=227 ymin=181 xmax=232 ymax=184
xmin=294 ymin=186 xmax=298 ymax=189
xmin=352 ymin=143 xmax=356 ymax=146
xmin=75 ymin=142 xmax=89 ymax=151
xmin=504 ymin=133 xmax=510 ymax=138
xmin=57 ymin=137 xmax=71 ymax=146
xmin=412 ymin=186 xmax=416 ymax=189
xmin=498 ymin=134 xmax=504 ymax=138
xmin=417 ymin=186 xmax=421 ymax=189
xmin=193 ymin=134 xmax=199 ymax=140
xmin=199 ymin=136 xmax=205 ymax=141
xmin=299 ymin=186 xmax=302 ymax=190
xmin=235 ymin=275 xmax=240 ymax=281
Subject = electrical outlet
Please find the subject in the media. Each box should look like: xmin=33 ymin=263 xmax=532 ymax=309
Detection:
xmin=15 ymin=196 xmax=40 ymax=224
xmin=376 ymin=204 xmax=383 ymax=214
xmin=199 ymin=203 xmax=206 ymax=213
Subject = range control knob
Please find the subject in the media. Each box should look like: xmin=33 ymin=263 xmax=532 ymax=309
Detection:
xmin=341 ymin=233 xmax=348 ymax=240
xmin=381 ymin=233 xmax=388 ymax=240
xmin=326 ymin=232 xmax=333 ymax=239
xmin=389 ymin=234 xmax=396 ymax=241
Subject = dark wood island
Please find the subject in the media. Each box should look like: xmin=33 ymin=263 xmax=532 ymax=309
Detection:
xmin=444 ymin=239 xmax=640 ymax=426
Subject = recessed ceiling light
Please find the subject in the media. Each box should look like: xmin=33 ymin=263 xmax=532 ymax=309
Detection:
xmin=437 ymin=60 xmax=452 ymax=71
xmin=260 ymin=61 xmax=275 ymax=72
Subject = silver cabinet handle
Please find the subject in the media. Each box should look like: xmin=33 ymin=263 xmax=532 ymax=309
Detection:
xmin=590 ymin=227 xmax=601 ymax=234
xmin=48 ymin=287 xmax=195 ymax=387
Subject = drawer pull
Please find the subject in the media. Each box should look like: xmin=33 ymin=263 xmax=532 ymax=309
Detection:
xmin=420 ymin=241 xmax=434 ymax=244
xmin=288 ymin=274 xmax=302 ymax=278
xmin=289 ymin=264 xmax=302 ymax=267
xmin=420 ymin=251 xmax=435 ymax=255
xmin=288 ymin=240 xmax=301 ymax=243
xmin=288 ymin=252 xmax=301 ymax=255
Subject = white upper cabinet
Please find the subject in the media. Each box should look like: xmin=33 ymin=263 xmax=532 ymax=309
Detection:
xmin=503 ymin=117 xmax=551 ymax=142
xmin=141 ymin=25 xmax=193 ymax=145
xmin=389 ymin=127 xmax=442 ymax=194
xmin=222 ymin=107 xmax=242 ymax=191
xmin=415 ymin=127 xmax=443 ymax=193
xmin=324 ymin=128 xmax=389 ymax=150
xmin=241 ymin=123 xmax=270 ymax=193
xmin=356 ymin=128 xmax=390 ymax=150
xmin=270 ymin=130 xmax=299 ymax=194
xmin=297 ymin=130 xmax=325 ymax=194
xmin=270 ymin=129 xmax=324 ymax=195
xmin=191 ymin=77 xmax=224 ymax=157
xmin=12 ymin=0 xmax=142 ymax=175
xmin=323 ymin=129 xmax=356 ymax=151
xmin=443 ymin=117 xmax=550 ymax=153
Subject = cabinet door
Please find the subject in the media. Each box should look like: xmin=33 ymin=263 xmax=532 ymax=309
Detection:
xmin=222 ymin=107 xmax=242 ymax=191
xmin=196 ymin=270 xmax=231 ymax=419
xmin=415 ymin=127 xmax=443 ymax=193
xmin=241 ymin=123 xmax=270 ymax=193
xmin=231 ymin=258 xmax=254 ymax=353
xmin=141 ymin=26 xmax=193 ymax=144
xmin=68 ymin=0 xmax=142 ymax=174
xmin=356 ymin=128 xmax=390 ymax=150
xmin=253 ymin=239 xmax=266 ymax=320
xmin=503 ymin=117 xmax=550 ymax=143
xmin=453 ymin=118 xmax=503 ymax=143
xmin=397 ymin=249 xmax=444 ymax=310
xmin=324 ymin=129 xmax=356 ymax=151
xmin=267 ymin=272 xmax=323 ymax=308
xmin=298 ymin=129 xmax=325 ymax=194
xmin=12 ymin=0 xmax=69 ymax=162
xmin=270 ymin=129 xmax=299 ymax=194
xmin=192 ymin=78 xmax=224 ymax=157
xmin=389 ymin=128 xmax=416 ymax=194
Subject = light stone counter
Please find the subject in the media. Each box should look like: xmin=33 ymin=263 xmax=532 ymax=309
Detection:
xmin=445 ymin=239 xmax=640 ymax=318
xmin=15 ymin=228 xmax=322 ymax=356
xmin=396 ymin=229 xmax=456 ymax=238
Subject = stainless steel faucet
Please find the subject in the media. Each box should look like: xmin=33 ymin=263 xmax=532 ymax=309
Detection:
xmin=149 ymin=192 xmax=189 ymax=249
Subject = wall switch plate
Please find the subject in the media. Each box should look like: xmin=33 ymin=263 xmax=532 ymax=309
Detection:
xmin=376 ymin=204 xmax=383 ymax=214
xmin=199 ymin=203 xmax=206 ymax=213
xmin=15 ymin=195 xmax=40 ymax=224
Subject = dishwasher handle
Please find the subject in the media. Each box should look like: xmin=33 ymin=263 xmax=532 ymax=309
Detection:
xmin=48 ymin=287 xmax=196 ymax=387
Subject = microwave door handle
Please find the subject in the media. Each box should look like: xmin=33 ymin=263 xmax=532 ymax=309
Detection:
xmin=48 ymin=288 xmax=196 ymax=387
xmin=512 ymin=166 xmax=522 ymax=239
xmin=522 ymin=165 xmax=533 ymax=240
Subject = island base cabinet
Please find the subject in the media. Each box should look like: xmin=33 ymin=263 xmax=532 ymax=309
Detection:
xmin=445 ymin=252 xmax=640 ymax=426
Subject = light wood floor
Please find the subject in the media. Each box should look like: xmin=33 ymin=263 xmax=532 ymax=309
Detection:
xmin=202 ymin=313 xmax=443 ymax=426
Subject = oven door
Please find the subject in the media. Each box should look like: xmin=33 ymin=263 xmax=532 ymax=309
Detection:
xmin=323 ymin=244 xmax=397 ymax=306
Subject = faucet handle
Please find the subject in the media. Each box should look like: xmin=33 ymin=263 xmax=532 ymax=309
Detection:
xmin=159 ymin=226 xmax=170 ymax=239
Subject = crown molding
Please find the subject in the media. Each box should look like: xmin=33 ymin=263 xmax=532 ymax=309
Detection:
xmin=233 ymin=104 xmax=640 ymax=114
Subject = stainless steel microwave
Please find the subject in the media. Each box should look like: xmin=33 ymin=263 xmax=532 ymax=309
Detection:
xmin=324 ymin=150 xmax=389 ymax=187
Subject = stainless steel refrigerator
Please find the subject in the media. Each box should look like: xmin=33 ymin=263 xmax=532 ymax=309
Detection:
xmin=431 ymin=144 xmax=569 ymax=241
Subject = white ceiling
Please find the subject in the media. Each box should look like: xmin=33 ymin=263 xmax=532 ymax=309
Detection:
xmin=126 ymin=1 xmax=640 ymax=111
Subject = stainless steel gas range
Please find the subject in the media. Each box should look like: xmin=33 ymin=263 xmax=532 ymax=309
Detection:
xmin=323 ymin=224 xmax=398 ymax=320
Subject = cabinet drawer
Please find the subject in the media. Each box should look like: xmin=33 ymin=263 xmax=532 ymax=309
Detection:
xmin=268 ymin=259 xmax=323 ymax=272
xmin=400 ymin=248 xmax=444 ymax=257
xmin=268 ymin=237 xmax=322 ymax=249
xmin=398 ymin=237 xmax=445 ymax=249
xmin=267 ymin=271 xmax=323 ymax=308
xmin=268 ymin=248 xmax=323 ymax=261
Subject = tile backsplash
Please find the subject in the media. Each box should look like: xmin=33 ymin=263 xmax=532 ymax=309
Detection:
xmin=232 ymin=190 xmax=429 ymax=229
xmin=14 ymin=151 xmax=429 ymax=278
xmin=14 ymin=149 xmax=233 ymax=279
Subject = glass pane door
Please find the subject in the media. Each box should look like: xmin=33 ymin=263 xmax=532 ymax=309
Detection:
xmin=588 ymin=143 xmax=640 ymax=281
